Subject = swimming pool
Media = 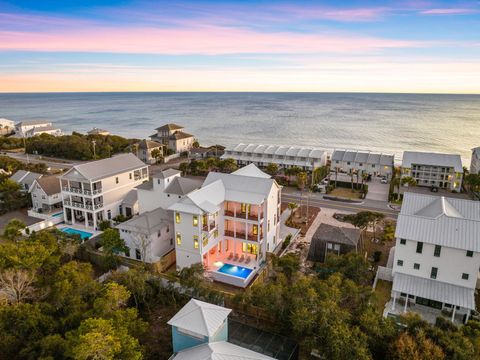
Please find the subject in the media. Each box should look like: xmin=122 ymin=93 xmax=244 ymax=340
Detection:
xmin=60 ymin=227 xmax=93 ymax=240
xmin=217 ymin=263 xmax=253 ymax=279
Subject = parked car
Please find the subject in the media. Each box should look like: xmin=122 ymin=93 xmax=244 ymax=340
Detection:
xmin=430 ymin=185 xmax=439 ymax=192
xmin=380 ymin=177 xmax=388 ymax=184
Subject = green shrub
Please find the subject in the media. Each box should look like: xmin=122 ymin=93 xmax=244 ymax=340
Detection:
xmin=282 ymin=234 xmax=292 ymax=250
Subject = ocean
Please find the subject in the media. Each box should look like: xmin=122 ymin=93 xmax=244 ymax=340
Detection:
xmin=1 ymin=92 xmax=479 ymax=164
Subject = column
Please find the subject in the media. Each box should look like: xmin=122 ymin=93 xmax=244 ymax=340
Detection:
xmin=466 ymin=310 xmax=471 ymax=324
xmin=451 ymin=306 xmax=457 ymax=322
xmin=392 ymin=292 xmax=397 ymax=311
xmin=71 ymin=208 xmax=75 ymax=225
xmin=403 ymin=294 xmax=408 ymax=313
xmin=84 ymin=211 xmax=88 ymax=228
xmin=93 ymin=211 xmax=97 ymax=230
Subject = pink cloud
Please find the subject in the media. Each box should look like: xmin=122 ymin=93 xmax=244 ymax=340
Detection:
xmin=271 ymin=6 xmax=389 ymax=22
xmin=0 ymin=26 xmax=425 ymax=55
xmin=421 ymin=8 xmax=478 ymax=15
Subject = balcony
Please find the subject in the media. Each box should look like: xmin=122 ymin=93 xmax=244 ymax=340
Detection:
xmin=64 ymin=200 xmax=103 ymax=210
xmin=202 ymin=222 xmax=216 ymax=232
xmin=224 ymin=230 xmax=261 ymax=242
xmin=63 ymin=186 xmax=102 ymax=196
xmin=224 ymin=210 xmax=263 ymax=221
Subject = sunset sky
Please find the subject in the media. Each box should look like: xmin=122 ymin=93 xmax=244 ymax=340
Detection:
xmin=1 ymin=0 xmax=479 ymax=93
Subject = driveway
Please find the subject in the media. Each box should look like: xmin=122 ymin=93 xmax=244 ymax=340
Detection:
xmin=366 ymin=179 xmax=390 ymax=202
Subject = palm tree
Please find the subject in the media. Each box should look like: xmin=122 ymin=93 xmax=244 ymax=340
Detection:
xmin=391 ymin=177 xmax=401 ymax=200
xmin=297 ymin=172 xmax=308 ymax=190
xmin=401 ymin=176 xmax=417 ymax=188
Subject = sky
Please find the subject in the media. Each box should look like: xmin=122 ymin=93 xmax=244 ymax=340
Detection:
xmin=0 ymin=0 xmax=479 ymax=93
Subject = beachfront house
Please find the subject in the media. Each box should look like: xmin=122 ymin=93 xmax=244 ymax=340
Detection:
xmin=222 ymin=143 xmax=327 ymax=172
xmin=14 ymin=120 xmax=62 ymax=138
xmin=135 ymin=139 xmax=165 ymax=164
xmin=331 ymin=150 xmax=394 ymax=179
xmin=0 ymin=118 xmax=15 ymax=136
xmin=150 ymin=123 xmax=195 ymax=153
xmin=30 ymin=175 xmax=62 ymax=215
xmin=136 ymin=168 xmax=202 ymax=214
xmin=470 ymin=147 xmax=480 ymax=175
xmin=168 ymin=299 xmax=275 ymax=359
xmin=10 ymin=170 xmax=43 ymax=192
xmin=60 ymin=153 xmax=148 ymax=230
xmin=87 ymin=127 xmax=110 ymax=136
xmin=307 ymin=223 xmax=361 ymax=263
xmin=401 ymin=151 xmax=463 ymax=192
xmin=168 ymin=163 xmax=281 ymax=287
xmin=385 ymin=193 xmax=480 ymax=324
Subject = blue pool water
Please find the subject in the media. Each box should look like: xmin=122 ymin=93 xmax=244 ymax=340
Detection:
xmin=60 ymin=227 xmax=93 ymax=240
xmin=217 ymin=263 xmax=253 ymax=279
xmin=52 ymin=212 xmax=64 ymax=217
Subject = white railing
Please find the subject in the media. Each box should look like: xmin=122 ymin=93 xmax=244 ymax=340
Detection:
xmin=373 ymin=266 xmax=393 ymax=289
xmin=62 ymin=186 xmax=102 ymax=196
xmin=64 ymin=200 xmax=103 ymax=211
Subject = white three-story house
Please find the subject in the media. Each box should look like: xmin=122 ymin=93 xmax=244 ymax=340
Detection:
xmin=60 ymin=154 xmax=148 ymax=230
xmin=168 ymin=164 xmax=282 ymax=287
xmin=387 ymin=192 xmax=480 ymax=324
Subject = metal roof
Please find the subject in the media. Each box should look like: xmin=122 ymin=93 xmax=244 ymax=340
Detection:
xmin=171 ymin=341 xmax=275 ymax=360
xmin=167 ymin=299 xmax=232 ymax=337
xmin=395 ymin=193 xmax=480 ymax=251
xmin=165 ymin=177 xmax=202 ymax=195
xmin=225 ymin=143 xmax=326 ymax=160
xmin=393 ymin=272 xmax=475 ymax=309
xmin=232 ymin=164 xmax=271 ymax=179
xmin=116 ymin=207 xmax=170 ymax=235
xmin=331 ymin=149 xmax=394 ymax=166
xmin=402 ymin=151 xmax=463 ymax=172
xmin=62 ymin=153 xmax=146 ymax=181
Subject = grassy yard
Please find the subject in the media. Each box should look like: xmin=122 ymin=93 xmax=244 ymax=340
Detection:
xmin=374 ymin=280 xmax=392 ymax=315
xmin=329 ymin=187 xmax=363 ymax=199
xmin=361 ymin=232 xmax=394 ymax=267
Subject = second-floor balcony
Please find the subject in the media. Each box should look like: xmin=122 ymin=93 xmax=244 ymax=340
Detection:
xmin=224 ymin=209 xmax=264 ymax=221
xmin=224 ymin=230 xmax=262 ymax=242
xmin=64 ymin=199 xmax=103 ymax=210
xmin=202 ymin=221 xmax=216 ymax=232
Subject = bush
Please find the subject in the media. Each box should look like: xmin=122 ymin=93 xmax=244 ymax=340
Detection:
xmin=98 ymin=220 xmax=111 ymax=231
xmin=373 ymin=251 xmax=382 ymax=262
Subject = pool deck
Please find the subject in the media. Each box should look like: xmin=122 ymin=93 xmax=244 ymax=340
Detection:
xmin=207 ymin=260 xmax=258 ymax=288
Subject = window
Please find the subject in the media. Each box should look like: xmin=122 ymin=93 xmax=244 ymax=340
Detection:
xmin=115 ymin=177 xmax=119 ymax=184
xmin=193 ymin=215 xmax=198 ymax=226
xmin=434 ymin=245 xmax=441 ymax=257
xmin=175 ymin=212 xmax=181 ymax=224
xmin=414 ymin=263 xmax=420 ymax=270
xmin=193 ymin=236 xmax=199 ymax=249
xmin=170 ymin=238 xmax=173 ymax=246
xmin=242 ymin=243 xmax=258 ymax=254
xmin=397 ymin=260 xmax=403 ymax=266
xmin=214 ymin=229 xmax=218 ymax=238
xmin=129 ymin=173 xmax=132 ymax=180
xmin=462 ymin=273 xmax=469 ymax=280
xmin=467 ymin=250 xmax=474 ymax=257
xmin=268 ymin=220 xmax=270 ymax=232
xmin=176 ymin=232 xmax=181 ymax=245
xmin=135 ymin=249 xmax=141 ymax=260
xmin=400 ymin=239 xmax=406 ymax=245
xmin=430 ymin=267 xmax=438 ymax=279
xmin=416 ymin=242 xmax=423 ymax=254
xmin=252 ymin=224 xmax=258 ymax=235
xmin=202 ymin=234 xmax=208 ymax=247
xmin=107 ymin=210 xmax=111 ymax=220
xmin=241 ymin=203 xmax=247 ymax=213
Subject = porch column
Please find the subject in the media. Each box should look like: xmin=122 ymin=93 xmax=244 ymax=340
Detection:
xmin=71 ymin=208 xmax=75 ymax=225
xmin=466 ymin=310 xmax=471 ymax=323
xmin=391 ymin=292 xmax=397 ymax=311
xmin=403 ymin=294 xmax=408 ymax=313
xmin=451 ymin=306 xmax=457 ymax=322
xmin=84 ymin=211 xmax=88 ymax=228
xmin=93 ymin=211 xmax=97 ymax=230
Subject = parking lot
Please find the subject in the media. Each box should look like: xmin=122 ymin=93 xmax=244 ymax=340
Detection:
xmin=366 ymin=178 xmax=390 ymax=202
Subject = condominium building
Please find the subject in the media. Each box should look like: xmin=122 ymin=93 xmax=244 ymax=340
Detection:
xmin=168 ymin=163 xmax=282 ymax=287
xmin=331 ymin=150 xmax=394 ymax=178
xmin=222 ymin=143 xmax=327 ymax=171
xmin=150 ymin=123 xmax=195 ymax=153
xmin=470 ymin=147 xmax=480 ymax=175
xmin=401 ymin=151 xmax=463 ymax=192
xmin=14 ymin=120 xmax=62 ymax=138
xmin=386 ymin=193 xmax=480 ymax=324
xmin=60 ymin=153 xmax=148 ymax=230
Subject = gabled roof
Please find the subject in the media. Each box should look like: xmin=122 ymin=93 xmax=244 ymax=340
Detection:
xmin=393 ymin=273 xmax=475 ymax=309
xmin=116 ymin=207 xmax=170 ymax=235
xmin=10 ymin=170 xmax=43 ymax=187
xmin=167 ymin=299 xmax=231 ymax=337
xmin=34 ymin=175 xmax=61 ymax=195
xmin=154 ymin=168 xmax=181 ymax=179
xmin=226 ymin=143 xmax=326 ymax=160
xmin=16 ymin=120 xmax=52 ymax=127
xmin=402 ymin=151 xmax=463 ymax=172
xmin=169 ymin=130 xmax=194 ymax=140
xmin=171 ymin=341 xmax=275 ymax=360
xmin=165 ymin=177 xmax=202 ymax=195
xmin=61 ymin=153 xmax=146 ymax=181
xmin=396 ymin=193 xmax=480 ymax=251
xmin=138 ymin=139 xmax=164 ymax=150
xmin=232 ymin=164 xmax=271 ymax=179
xmin=308 ymin=224 xmax=360 ymax=262
xmin=331 ymin=149 xmax=394 ymax=166
xmin=155 ymin=123 xmax=184 ymax=131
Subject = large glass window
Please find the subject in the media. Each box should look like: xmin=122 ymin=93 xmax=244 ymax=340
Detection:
xmin=175 ymin=212 xmax=181 ymax=224
xmin=434 ymin=245 xmax=441 ymax=257
xmin=193 ymin=215 xmax=198 ymax=226
xmin=242 ymin=243 xmax=258 ymax=254
xmin=193 ymin=235 xmax=199 ymax=249
xmin=176 ymin=232 xmax=181 ymax=245
xmin=416 ymin=242 xmax=423 ymax=254
xmin=430 ymin=267 xmax=438 ymax=279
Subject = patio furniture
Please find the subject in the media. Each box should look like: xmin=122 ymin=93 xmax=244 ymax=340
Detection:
xmin=227 ymin=252 xmax=233 ymax=260
xmin=239 ymin=255 xmax=245 ymax=263
xmin=245 ymin=257 xmax=251 ymax=265
xmin=233 ymin=253 xmax=239 ymax=261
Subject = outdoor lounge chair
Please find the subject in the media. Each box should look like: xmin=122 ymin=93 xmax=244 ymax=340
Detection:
xmin=227 ymin=252 xmax=233 ymax=260
xmin=245 ymin=257 xmax=251 ymax=264
xmin=239 ymin=255 xmax=245 ymax=263
xmin=233 ymin=253 xmax=239 ymax=261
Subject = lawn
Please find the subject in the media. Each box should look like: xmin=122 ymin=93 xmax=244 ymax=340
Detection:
xmin=374 ymin=280 xmax=392 ymax=315
xmin=329 ymin=187 xmax=363 ymax=199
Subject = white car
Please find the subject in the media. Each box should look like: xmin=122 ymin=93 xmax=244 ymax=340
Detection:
xmin=380 ymin=177 xmax=388 ymax=184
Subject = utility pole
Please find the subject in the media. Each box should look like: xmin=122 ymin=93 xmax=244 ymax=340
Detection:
xmin=23 ymin=135 xmax=29 ymax=163
xmin=92 ymin=140 xmax=96 ymax=159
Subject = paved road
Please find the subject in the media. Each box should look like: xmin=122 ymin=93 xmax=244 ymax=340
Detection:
xmin=282 ymin=192 xmax=398 ymax=219
xmin=5 ymin=152 xmax=81 ymax=170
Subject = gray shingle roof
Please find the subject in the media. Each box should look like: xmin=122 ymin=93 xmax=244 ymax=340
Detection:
xmin=154 ymin=168 xmax=181 ymax=179
xmin=165 ymin=177 xmax=202 ymax=195
xmin=116 ymin=207 xmax=170 ymax=235
xmin=155 ymin=123 xmax=184 ymax=131
xmin=138 ymin=139 xmax=164 ymax=150
xmin=10 ymin=170 xmax=43 ymax=189
xmin=169 ymin=131 xmax=194 ymax=140
xmin=35 ymin=175 xmax=61 ymax=195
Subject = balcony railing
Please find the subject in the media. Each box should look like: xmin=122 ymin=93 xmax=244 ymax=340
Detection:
xmin=202 ymin=222 xmax=216 ymax=232
xmin=224 ymin=210 xmax=263 ymax=221
xmin=62 ymin=186 xmax=102 ymax=196
xmin=64 ymin=200 xmax=103 ymax=210
xmin=224 ymin=230 xmax=261 ymax=242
